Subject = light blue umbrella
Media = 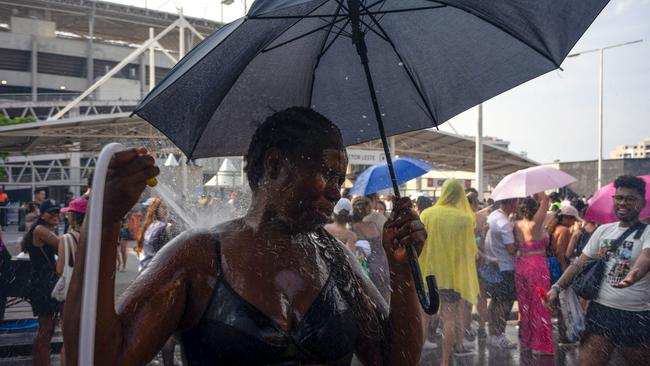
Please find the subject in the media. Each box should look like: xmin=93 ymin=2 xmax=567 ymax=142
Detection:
xmin=350 ymin=157 xmax=432 ymax=196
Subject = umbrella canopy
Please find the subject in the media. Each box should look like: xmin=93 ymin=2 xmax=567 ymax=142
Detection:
xmin=134 ymin=0 xmax=608 ymax=159
xmin=133 ymin=0 xmax=608 ymax=316
xmin=490 ymin=166 xmax=576 ymax=201
xmin=350 ymin=156 xmax=432 ymax=196
xmin=585 ymin=175 xmax=650 ymax=224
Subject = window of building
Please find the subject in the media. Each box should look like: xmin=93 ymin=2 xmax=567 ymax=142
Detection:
xmin=0 ymin=48 xmax=30 ymax=72
xmin=38 ymin=52 xmax=86 ymax=78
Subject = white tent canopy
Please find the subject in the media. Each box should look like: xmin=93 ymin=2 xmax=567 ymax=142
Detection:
xmin=164 ymin=153 xmax=179 ymax=167
xmin=204 ymin=175 xmax=218 ymax=187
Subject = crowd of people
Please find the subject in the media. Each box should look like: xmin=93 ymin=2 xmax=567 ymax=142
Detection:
xmin=0 ymin=109 xmax=648 ymax=366
xmin=321 ymin=172 xmax=650 ymax=366
xmin=410 ymin=175 xmax=649 ymax=366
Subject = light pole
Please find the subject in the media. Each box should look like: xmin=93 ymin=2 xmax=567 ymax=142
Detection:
xmin=567 ymin=39 xmax=642 ymax=190
xmin=221 ymin=0 xmax=248 ymax=21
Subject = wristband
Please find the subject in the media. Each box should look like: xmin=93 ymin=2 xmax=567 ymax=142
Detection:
xmin=551 ymin=284 xmax=562 ymax=293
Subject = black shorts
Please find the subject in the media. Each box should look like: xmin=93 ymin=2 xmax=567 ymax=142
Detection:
xmin=485 ymin=270 xmax=516 ymax=302
xmin=29 ymin=272 xmax=60 ymax=317
xmin=585 ymin=301 xmax=650 ymax=347
xmin=439 ymin=289 xmax=461 ymax=303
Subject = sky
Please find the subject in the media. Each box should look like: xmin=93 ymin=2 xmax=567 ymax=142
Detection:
xmin=108 ymin=0 xmax=650 ymax=164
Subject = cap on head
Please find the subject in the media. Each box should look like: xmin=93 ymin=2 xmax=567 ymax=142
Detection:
xmin=40 ymin=199 xmax=60 ymax=214
xmin=333 ymin=198 xmax=353 ymax=215
xmin=560 ymin=205 xmax=580 ymax=219
xmin=61 ymin=198 xmax=87 ymax=214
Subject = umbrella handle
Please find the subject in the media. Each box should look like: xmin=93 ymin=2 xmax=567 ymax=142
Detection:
xmin=406 ymin=244 xmax=439 ymax=315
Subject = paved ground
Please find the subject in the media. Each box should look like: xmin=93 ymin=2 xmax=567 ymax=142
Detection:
xmin=0 ymin=225 xmax=634 ymax=365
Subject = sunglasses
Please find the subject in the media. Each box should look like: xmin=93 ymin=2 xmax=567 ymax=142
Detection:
xmin=612 ymin=195 xmax=640 ymax=205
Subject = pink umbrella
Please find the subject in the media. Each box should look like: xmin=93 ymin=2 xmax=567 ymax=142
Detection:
xmin=490 ymin=166 xmax=576 ymax=201
xmin=585 ymin=175 xmax=650 ymax=224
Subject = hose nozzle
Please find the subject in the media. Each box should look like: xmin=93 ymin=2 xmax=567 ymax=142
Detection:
xmin=145 ymin=177 xmax=158 ymax=187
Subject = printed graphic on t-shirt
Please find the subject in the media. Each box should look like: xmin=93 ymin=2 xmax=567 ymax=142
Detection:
xmin=597 ymin=239 xmax=634 ymax=285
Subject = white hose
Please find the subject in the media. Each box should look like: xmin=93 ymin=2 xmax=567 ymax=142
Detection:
xmin=79 ymin=142 xmax=124 ymax=366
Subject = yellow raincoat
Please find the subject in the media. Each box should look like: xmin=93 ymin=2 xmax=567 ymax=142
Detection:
xmin=419 ymin=179 xmax=479 ymax=304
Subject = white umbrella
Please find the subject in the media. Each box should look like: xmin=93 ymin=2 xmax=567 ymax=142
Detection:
xmin=490 ymin=166 xmax=576 ymax=201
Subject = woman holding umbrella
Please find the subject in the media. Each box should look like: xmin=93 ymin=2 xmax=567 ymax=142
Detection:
xmin=513 ymin=192 xmax=553 ymax=355
xmin=63 ymin=107 xmax=427 ymax=365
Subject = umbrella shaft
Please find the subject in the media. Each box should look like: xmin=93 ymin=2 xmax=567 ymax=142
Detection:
xmin=348 ymin=0 xmax=400 ymax=197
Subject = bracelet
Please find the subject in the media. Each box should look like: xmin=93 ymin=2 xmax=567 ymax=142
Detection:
xmin=551 ymin=284 xmax=562 ymax=293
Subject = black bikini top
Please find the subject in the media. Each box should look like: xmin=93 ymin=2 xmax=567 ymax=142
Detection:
xmin=179 ymin=233 xmax=360 ymax=365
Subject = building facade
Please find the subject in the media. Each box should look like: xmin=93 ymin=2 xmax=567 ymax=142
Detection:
xmin=609 ymin=137 xmax=650 ymax=159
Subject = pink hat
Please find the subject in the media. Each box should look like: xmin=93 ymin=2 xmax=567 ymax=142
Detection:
xmin=61 ymin=198 xmax=87 ymax=214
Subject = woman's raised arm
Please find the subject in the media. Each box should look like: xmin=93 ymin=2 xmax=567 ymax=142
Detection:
xmin=533 ymin=192 xmax=550 ymax=226
xmin=62 ymin=149 xmax=217 ymax=365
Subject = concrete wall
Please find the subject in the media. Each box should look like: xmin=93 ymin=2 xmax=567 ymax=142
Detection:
xmin=559 ymin=158 xmax=650 ymax=196
xmin=10 ymin=17 xmax=55 ymax=38
xmin=96 ymin=78 xmax=141 ymax=101
xmin=624 ymin=158 xmax=650 ymax=177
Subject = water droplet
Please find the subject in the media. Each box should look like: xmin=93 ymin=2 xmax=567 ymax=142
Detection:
xmin=398 ymin=62 xmax=403 ymax=66
xmin=345 ymin=75 xmax=349 ymax=80
xmin=362 ymin=115 xmax=367 ymax=119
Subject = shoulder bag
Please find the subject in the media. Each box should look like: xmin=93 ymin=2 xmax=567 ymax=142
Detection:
xmin=572 ymin=222 xmax=646 ymax=300
xmin=51 ymin=233 xmax=77 ymax=301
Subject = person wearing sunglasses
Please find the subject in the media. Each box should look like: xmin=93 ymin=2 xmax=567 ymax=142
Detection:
xmin=545 ymin=175 xmax=649 ymax=365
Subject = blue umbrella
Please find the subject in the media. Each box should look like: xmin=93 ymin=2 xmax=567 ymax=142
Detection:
xmin=350 ymin=157 xmax=432 ymax=196
xmin=134 ymin=0 xmax=608 ymax=315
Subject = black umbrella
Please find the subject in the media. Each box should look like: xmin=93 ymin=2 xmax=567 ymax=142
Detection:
xmin=134 ymin=0 xmax=609 ymax=314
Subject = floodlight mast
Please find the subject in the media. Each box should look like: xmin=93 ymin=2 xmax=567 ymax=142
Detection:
xmin=567 ymin=39 xmax=643 ymax=190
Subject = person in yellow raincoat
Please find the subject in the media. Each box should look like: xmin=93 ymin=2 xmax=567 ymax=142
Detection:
xmin=419 ymin=179 xmax=480 ymax=366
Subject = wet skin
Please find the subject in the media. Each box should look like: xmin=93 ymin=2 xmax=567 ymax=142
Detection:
xmin=63 ymin=145 xmax=426 ymax=366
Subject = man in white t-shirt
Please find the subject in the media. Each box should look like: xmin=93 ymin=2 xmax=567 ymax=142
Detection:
xmin=546 ymin=175 xmax=649 ymax=365
xmin=483 ymin=198 xmax=518 ymax=349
